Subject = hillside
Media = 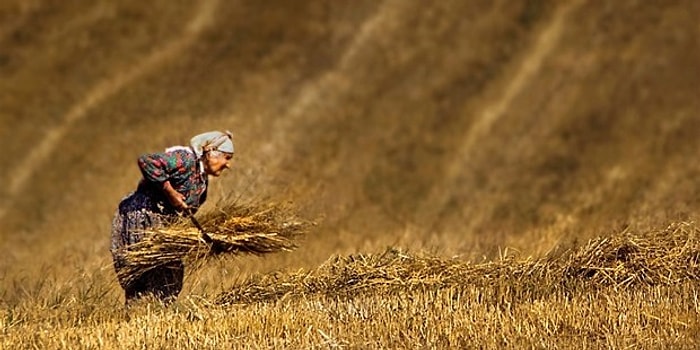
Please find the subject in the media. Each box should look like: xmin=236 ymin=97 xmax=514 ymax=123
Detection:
xmin=0 ymin=0 xmax=699 ymax=346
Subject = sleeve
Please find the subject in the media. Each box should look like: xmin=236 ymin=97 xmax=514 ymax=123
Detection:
xmin=137 ymin=151 xmax=183 ymax=183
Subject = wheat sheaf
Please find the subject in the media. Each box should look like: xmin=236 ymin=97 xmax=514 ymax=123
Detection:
xmin=117 ymin=202 xmax=313 ymax=285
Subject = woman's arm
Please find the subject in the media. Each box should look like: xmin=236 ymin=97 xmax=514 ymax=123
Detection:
xmin=161 ymin=180 xmax=188 ymax=210
xmin=137 ymin=152 xmax=190 ymax=210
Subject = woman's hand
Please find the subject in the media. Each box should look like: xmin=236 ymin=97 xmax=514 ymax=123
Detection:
xmin=162 ymin=181 xmax=189 ymax=210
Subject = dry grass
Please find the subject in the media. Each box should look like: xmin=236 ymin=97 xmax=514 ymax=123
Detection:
xmin=117 ymin=202 xmax=313 ymax=286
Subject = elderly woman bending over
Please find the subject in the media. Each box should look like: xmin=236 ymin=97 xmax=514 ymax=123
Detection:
xmin=110 ymin=131 xmax=234 ymax=305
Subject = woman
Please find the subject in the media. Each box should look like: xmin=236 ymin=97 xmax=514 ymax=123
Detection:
xmin=110 ymin=130 xmax=234 ymax=304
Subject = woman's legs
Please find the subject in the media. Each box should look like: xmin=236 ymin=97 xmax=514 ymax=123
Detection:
xmin=144 ymin=261 xmax=185 ymax=304
xmin=124 ymin=261 xmax=185 ymax=305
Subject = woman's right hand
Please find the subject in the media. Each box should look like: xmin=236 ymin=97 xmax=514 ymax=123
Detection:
xmin=162 ymin=181 xmax=189 ymax=210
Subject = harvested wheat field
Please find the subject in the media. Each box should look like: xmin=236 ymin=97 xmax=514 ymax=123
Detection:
xmin=1 ymin=0 xmax=699 ymax=348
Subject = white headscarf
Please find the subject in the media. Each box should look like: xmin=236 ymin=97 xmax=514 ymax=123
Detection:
xmin=190 ymin=130 xmax=234 ymax=158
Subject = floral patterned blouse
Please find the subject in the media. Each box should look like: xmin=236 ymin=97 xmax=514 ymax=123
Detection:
xmin=136 ymin=147 xmax=208 ymax=213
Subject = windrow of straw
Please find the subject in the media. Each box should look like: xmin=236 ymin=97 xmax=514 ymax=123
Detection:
xmin=563 ymin=221 xmax=700 ymax=286
xmin=216 ymin=221 xmax=700 ymax=305
xmin=117 ymin=202 xmax=313 ymax=286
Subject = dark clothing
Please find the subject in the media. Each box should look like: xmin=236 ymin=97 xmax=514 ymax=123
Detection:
xmin=111 ymin=147 xmax=208 ymax=304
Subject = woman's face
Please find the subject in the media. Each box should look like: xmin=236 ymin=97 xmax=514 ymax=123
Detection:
xmin=203 ymin=152 xmax=233 ymax=176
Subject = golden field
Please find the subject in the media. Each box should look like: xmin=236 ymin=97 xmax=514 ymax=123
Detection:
xmin=1 ymin=0 xmax=699 ymax=348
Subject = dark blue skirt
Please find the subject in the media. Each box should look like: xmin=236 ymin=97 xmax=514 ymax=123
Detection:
xmin=110 ymin=190 xmax=184 ymax=303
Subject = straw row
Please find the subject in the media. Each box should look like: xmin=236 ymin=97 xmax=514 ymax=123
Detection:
xmin=217 ymin=221 xmax=700 ymax=305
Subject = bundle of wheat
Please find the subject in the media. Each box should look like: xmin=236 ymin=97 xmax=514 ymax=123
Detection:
xmin=117 ymin=202 xmax=313 ymax=285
